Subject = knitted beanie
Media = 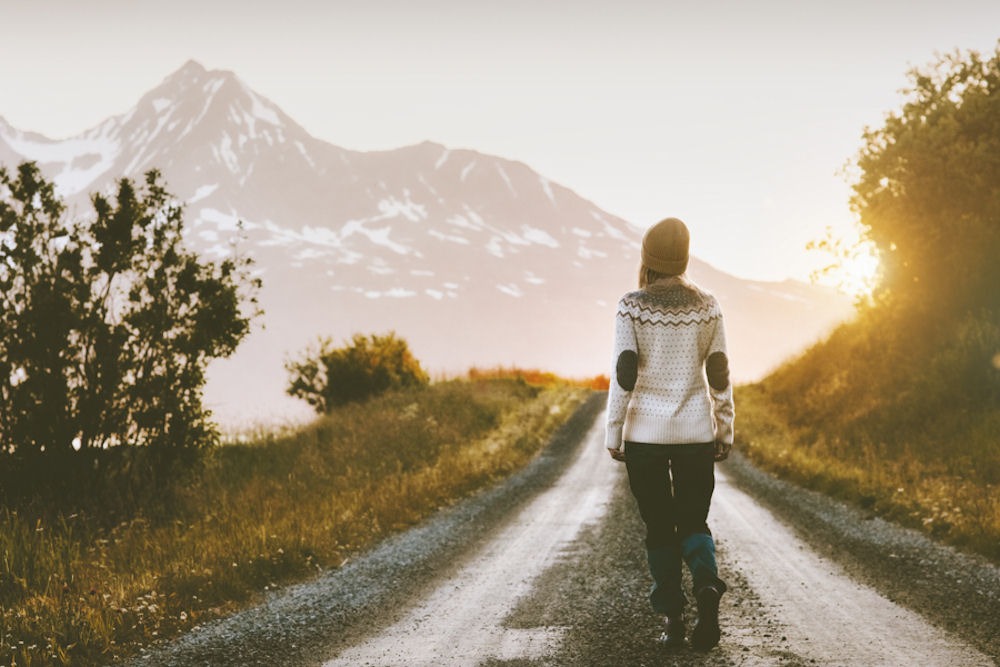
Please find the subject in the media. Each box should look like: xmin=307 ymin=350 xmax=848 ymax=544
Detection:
xmin=641 ymin=217 xmax=689 ymax=275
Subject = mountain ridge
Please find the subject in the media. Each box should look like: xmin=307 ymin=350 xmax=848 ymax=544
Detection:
xmin=0 ymin=60 xmax=853 ymax=426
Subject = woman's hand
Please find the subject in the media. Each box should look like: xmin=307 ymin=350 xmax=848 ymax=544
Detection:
xmin=608 ymin=447 xmax=627 ymax=462
xmin=713 ymin=440 xmax=732 ymax=462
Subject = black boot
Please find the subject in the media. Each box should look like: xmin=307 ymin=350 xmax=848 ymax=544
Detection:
xmin=658 ymin=615 xmax=686 ymax=646
xmin=690 ymin=586 xmax=721 ymax=651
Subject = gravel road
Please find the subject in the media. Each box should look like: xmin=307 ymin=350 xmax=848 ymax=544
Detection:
xmin=130 ymin=397 xmax=1000 ymax=666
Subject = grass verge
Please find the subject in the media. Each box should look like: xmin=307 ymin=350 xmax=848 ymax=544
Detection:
xmin=734 ymin=382 xmax=1000 ymax=563
xmin=0 ymin=378 xmax=589 ymax=666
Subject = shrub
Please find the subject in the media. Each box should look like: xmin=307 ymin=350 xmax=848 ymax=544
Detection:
xmin=0 ymin=163 xmax=259 ymax=456
xmin=285 ymin=332 xmax=429 ymax=412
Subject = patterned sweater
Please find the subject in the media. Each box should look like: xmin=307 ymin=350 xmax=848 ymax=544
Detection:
xmin=605 ymin=274 xmax=735 ymax=450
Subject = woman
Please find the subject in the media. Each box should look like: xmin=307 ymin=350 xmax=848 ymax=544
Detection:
xmin=605 ymin=216 xmax=734 ymax=651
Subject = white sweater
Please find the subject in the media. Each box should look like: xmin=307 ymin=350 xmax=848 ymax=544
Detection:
xmin=605 ymin=274 xmax=734 ymax=450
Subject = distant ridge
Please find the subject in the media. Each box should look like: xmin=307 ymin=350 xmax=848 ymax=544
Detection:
xmin=0 ymin=60 xmax=853 ymax=425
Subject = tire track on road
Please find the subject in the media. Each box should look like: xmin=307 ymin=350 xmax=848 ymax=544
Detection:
xmin=323 ymin=411 xmax=617 ymax=666
xmin=713 ymin=469 xmax=993 ymax=666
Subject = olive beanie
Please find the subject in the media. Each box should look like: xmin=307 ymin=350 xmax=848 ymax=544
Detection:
xmin=641 ymin=217 xmax=690 ymax=276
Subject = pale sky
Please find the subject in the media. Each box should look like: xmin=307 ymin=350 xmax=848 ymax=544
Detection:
xmin=1 ymin=0 xmax=998 ymax=283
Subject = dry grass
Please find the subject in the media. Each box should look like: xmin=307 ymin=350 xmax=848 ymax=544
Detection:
xmin=732 ymin=304 xmax=1000 ymax=563
xmin=466 ymin=365 xmax=610 ymax=391
xmin=735 ymin=382 xmax=1000 ymax=562
xmin=0 ymin=378 xmax=589 ymax=666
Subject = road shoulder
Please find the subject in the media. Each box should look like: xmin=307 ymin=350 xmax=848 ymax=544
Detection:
xmin=723 ymin=451 xmax=1000 ymax=663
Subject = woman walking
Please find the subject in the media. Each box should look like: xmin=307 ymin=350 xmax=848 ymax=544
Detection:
xmin=605 ymin=216 xmax=734 ymax=651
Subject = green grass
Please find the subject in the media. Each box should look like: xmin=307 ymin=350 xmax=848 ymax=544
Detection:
xmin=0 ymin=378 xmax=590 ymax=666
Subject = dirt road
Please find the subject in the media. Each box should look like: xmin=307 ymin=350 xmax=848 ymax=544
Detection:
xmin=135 ymin=398 xmax=999 ymax=666
xmin=323 ymin=400 xmax=619 ymax=667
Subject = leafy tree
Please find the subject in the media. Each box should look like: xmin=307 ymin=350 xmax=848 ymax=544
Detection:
xmin=286 ymin=332 xmax=429 ymax=413
xmin=762 ymin=44 xmax=1000 ymax=485
xmin=0 ymin=162 xmax=260 ymax=456
xmin=850 ymin=42 xmax=1000 ymax=312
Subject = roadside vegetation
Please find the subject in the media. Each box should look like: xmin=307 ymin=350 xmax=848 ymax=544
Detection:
xmin=0 ymin=163 xmax=259 ymax=457
xmin=0 ymin=161 xmax=601 ymax=666
xmin=0 ymin=375 xmax=590 ymax=666
xmin=736 ymin=44 xmax=1000 ymax=562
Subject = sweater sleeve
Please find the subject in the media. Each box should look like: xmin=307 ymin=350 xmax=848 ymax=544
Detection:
xmin=705 ymin=308 xmax=735 ymax=446
xmin=605 ymin=298 xmax=638 ymax=450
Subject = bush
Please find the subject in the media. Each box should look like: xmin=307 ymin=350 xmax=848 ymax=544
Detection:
xmin=851 ymin=43 xmax=1000 ymax=312
xmin=0 ymin=163 xmax=259 ymax=456
xmin=285 ymin=332 xmax=429 ymax=412
xmin=743 ymin=44 xmax=1000 ymax=561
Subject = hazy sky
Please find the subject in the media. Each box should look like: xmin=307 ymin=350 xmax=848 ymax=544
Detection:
xmin=1 ymin=0 xmax=998 ymax=283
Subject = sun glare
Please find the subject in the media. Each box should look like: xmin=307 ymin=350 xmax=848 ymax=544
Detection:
xmin=834 ymin=246 xmax=880 ymax=299
xmin=809 ymin=228 xmax=881 ymax=299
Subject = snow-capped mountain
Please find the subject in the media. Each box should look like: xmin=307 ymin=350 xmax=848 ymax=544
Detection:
xmin=0 ymin=61 xmax=852 ymax=426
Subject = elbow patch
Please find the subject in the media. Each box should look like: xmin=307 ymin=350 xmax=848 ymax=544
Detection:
xmin=706 ymin=351 xmax=730 ymax=391
xmin=616 ymin=350 xmax=638 ymax=391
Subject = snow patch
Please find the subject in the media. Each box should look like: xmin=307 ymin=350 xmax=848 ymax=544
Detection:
xmin=426 ymin=289 xmax=444 ymax=300
xmin=496 ymin=283 xmax=523 ymax=297
xmin=151 ymin=97 xmax=173 ymax=113
xmin=295 ymin=247 xmax=329 ymax=261
xmin=204 ymin=243 xmax=231 ymax=258
xmin=341 ymin=219 xmax=412 ymax=255
xmin=367 ymin=263 xmax=395 ymax=275
xmin=214 ymin=133 xmax=240 ymax=174
xmin=189 ymin=183 xmax=219 ymax=204
xmin=486 ymin=237 xmax=505 ymax=258
xmin=295 ymin=141 xmax=315 ymax=168
xmin=257 ymin=222 xmax=363 ymax=264
xmin=204 ymin=78 xmax=225 ymax=96
xmin=524 ymin=271 xmax=545 ymax=285
xmin=417 ymin=174 xmax=439 ymax=198
xmin=577 ymin=245 xmax=608 ymax=260
xmin=364 ymin=288 xmax=417 ymax=299
xmin=248 ymin=89 xmax=282 ymax=126
xmin=435 ymin=149 xmax=450 ymax=170
xmin=539 ymin=176 xmax=556 ymax=207
xmin=297 ymin=225 xmax=340 ymax=246
xmin=186 ymin=78 xmax=225 ymax=133
xmin=198 ymin=207 xmax=256 ymax=232
xmin=462 ymin=205 xmax=486 ymax=227
xmin=2 ymin=131 xmax=119 ymax=197
xmin=429 ymin=229 xmax=470 ymax=245
xmin=521 ymin=226 xmax=559 ymax=248
xmin=495 ymin=163 xmax=517 ymax=196
xmin=446 ymin=215 xmax=479 ymax=231
xmin=591 ymin=212 xmax=633 ymax=244
xmin=378 ymin=196 xmax=427 ymax=222
xmin=460 ymin=161 xmax=476 ymax=182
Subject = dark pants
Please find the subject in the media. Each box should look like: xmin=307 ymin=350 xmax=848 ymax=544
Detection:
xmin=625 ymin=441 xmax=727 ymax=616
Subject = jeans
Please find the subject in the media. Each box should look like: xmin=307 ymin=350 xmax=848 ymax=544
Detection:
xmin=625 ymin=441 xmax=728 ymax=616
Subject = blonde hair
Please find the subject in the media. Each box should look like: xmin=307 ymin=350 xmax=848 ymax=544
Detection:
xmin=639 ymin=265 xmax=671 ymax=288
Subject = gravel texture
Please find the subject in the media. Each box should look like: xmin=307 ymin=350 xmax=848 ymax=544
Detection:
xmin=503 ymin=473 xmax=812 ymax=666
xmin=124 ymin=394 xmax=606 ymax=667
xmin=127 ymin=395 xmax=1000 ymax=666
xmin=722 ymin=451 xmax=1000 ymax=663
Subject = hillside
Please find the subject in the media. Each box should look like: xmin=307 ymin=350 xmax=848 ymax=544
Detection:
xmin=736 ymin=45 xmax=1000 ymax=561
xmin=0 ymin=60 xmax=851 ymax=425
